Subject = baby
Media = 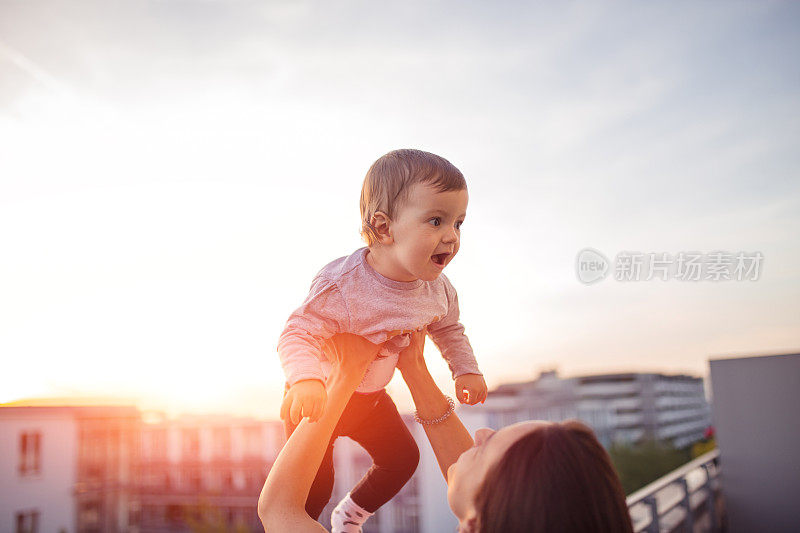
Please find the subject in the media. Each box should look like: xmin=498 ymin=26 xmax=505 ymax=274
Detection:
xmin=276 ymin=148 xmax=487 ymax=532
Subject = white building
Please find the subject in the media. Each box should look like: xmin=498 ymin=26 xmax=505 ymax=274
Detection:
xmin=0 ymin=405 xmax=140 ymax=533
xmin=0 ymin=404 xmax=282 ymax=533
xmin=138 ymin=413 xmax=284 ymax=532
xmin=479 ymin=370 xmax=711 ymax=448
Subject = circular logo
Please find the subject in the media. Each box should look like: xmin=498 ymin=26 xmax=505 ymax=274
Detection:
xmin=576 ymin=248 xmax=609 ymax=284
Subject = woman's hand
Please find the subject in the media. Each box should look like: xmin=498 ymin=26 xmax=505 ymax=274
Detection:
xmin=258 ymin=332 xmax=385 ymax=533
xmin=396 ymin=327 xmax=427 ymax=374
xmin=322 ymin=333 xmax=384 ymax=375
xmin=395 ymin=326 xmax=474 ymax=480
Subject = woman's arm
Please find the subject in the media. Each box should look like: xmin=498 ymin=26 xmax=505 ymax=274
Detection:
xmin=258 ymin=333 xmax=383 ymax=532
xmin=397 ymin=329 xmax=474 ymax=480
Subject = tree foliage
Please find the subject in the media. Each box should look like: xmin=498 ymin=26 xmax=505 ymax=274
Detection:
xmin=608 ymin=439 xmax=691 ymax=495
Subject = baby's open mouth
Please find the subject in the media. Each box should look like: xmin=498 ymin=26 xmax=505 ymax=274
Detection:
xmin=431 ymin=253 xmax=449 ymax=266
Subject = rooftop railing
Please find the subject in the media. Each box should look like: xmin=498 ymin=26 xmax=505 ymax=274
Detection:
xmin=627 ymin=449 xmax=722 ymax=533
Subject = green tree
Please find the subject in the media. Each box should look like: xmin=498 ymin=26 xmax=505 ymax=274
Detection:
xmin=691 ymin=437 xmax=717 ymax=459
xmin=608 ymin=439 xmax=691 ymax=495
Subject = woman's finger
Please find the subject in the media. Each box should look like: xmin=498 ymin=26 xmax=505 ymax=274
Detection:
xmin=326 ymin=338 xmax=340 ymax=364
xmin=290 ymin=400 xmax=303 ymax=426
xmin=330 ymin=332 xmax=385 ymax=368
xmin=280 ymin=393 xmax=292 ymax=421
xmin=310 ymin=398 xmax=321 ymax=422
xmin=315 ymin=398 xmax=325 ymax=421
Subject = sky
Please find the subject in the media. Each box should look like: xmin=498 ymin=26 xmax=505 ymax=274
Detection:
xmin=1 ymin=0 xmax=798 ymax=419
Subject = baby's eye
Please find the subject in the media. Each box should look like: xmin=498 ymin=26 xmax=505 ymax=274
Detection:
xmin=429 ymin=217 xmax=441 ymax=227
xmin=455 ymin=220 xmax=464 ymax=230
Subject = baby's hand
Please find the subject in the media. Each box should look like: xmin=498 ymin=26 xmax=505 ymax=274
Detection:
xmin=280 ymin=379 xmax=327 ymax=425
xmin=455 ymin=373 xmax=487 ymax=405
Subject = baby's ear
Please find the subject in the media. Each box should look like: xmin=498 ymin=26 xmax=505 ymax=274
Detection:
xmin=370 ymin=211 xmax=393 ymax=245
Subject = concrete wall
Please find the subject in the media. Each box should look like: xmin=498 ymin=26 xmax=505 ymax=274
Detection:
xmin=709 ymin=353 xmax=800 ymax=533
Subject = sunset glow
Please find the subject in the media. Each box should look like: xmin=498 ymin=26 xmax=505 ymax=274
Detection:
xmin=2 ymin=1 xmax=798 ymax=420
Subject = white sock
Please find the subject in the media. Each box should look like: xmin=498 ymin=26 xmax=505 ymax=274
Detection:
xmin=331 ymin=492 xmax=373 ymax=533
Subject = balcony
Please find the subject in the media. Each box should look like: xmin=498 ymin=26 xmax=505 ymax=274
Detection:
xmin=627 ymin=449 xmax=722 ymax=533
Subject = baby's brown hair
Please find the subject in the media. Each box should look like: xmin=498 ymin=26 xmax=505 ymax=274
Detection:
xmin=359 ymin=149 xmax=467 ymax=246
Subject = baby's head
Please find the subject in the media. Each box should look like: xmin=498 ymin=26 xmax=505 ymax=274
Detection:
xmin=360 ymin=149 xmax=468 ymax=282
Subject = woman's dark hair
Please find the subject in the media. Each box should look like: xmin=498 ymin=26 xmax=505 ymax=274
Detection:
xmin=474 ymin=420 xmax=634 ymax=533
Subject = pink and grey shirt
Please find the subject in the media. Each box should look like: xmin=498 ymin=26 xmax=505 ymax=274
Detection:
xmin=277 ymin=246 xmax=482 ymax=393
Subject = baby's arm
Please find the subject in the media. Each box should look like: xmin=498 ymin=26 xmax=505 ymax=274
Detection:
xmin=426 ymin=275 xmax=486 ymax=405
xmin=277 ymin=274 xmax=351 ymax=423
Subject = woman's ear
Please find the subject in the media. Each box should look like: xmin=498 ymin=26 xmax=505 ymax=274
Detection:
xmin=370 ymin=211 xmax=393 ymax=245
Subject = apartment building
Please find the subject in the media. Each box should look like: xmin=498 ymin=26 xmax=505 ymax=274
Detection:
xmin=477 ymin=370 xmax=711 ymax=448
xmin=0 ymin=369 xmax=711 ymax=533
xmin=137 ymin=413 xmax=284 ymax=532
xmin=0 ymin=405 xmax=283 ymax=533
xmin=0 ymin=405 xmax=140 ymax=533
xmin=139 ymin=413 xmax=451 ymax=532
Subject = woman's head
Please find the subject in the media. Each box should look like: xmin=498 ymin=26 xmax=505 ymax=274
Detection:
xmin=448 ymin=420 xmax=633 ymax=533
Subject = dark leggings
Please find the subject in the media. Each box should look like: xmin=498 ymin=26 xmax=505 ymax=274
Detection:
xmin=282 ymin=387 xmax=420 ymax=519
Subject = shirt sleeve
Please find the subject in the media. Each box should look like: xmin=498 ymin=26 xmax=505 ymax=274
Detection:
xmin=276 ymin=273 xmax=351 ymax=386
xmin=426 ymin=275 xmax=482 ymax=379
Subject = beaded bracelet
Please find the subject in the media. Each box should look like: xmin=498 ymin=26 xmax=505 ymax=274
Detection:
xmin=414 ymin=396 xmax=456 ymax=425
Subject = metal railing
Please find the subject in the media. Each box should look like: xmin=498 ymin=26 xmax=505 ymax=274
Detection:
xmin=626 ymin=449 xmax=722 ymax=533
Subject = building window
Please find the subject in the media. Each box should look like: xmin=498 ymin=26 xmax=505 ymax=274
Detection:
xmin=166 ymin=504 xmax=182 ymax=525
xmin=212 ymin=427 xmax=231 ymax=458
xmin=128 ymin=501 xmax=141 ymax=528
xmin=182 ymin=428 xmax=200 ymax=460
xmin=18 ymin=432 xmax=41 ymax=476
xmin=183 ymin=466 xmax=202 ymax=491
xmin=79 ymin=501 xmax=101 ymax=531
xmin=246 ymin=469 xmax=262 ymax=489
xmin=147 ymin=429 xmax=167 ymax=459
xmin=243 ymin=425 xmax=262 ymax=458
xmin=15 ymin=510 xmax=39 ymax=533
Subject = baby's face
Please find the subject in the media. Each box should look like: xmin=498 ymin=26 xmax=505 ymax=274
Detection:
xmin=388 ymin=181 xmax=468 ymax=282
